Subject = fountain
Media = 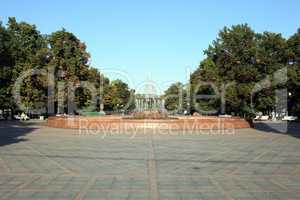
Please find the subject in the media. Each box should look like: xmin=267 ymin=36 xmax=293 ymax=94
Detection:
xmin=130 ymin=93 xmax=171 ymax=119
xmin=47 ymin=79 xmax=251 ymax=130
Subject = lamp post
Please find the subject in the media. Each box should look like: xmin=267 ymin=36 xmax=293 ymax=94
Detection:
xmin=288 ymin=92 xmax=292 ymax=116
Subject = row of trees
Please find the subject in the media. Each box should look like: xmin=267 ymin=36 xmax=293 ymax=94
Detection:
xmin=164 ymin=24 xmax=300 ymax=117
xmin=2 ymin=18 xmax=299 ymax=117
xmin=0 ymin=17 xmax=133 ymax=115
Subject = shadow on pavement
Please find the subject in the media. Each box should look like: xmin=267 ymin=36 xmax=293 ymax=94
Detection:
xmin=0 ymin=120 xmax=39 ymax=147
xmin=253 ymin=121 xmax=300 ymax=139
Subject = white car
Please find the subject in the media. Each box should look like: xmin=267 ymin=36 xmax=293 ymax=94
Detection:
xmin=254 ymin=115 xmax=261 ymax=120
xmin=260 ymin=116 xmax=269 ymax=121
xmin=14 ymin=115 xmax=22 ymax=120
xmin=282 ymin=116 xmax=298 ymax=121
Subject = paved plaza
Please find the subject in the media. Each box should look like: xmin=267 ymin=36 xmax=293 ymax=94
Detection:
xmin=0 ymin=121 xmax=300 ymax=199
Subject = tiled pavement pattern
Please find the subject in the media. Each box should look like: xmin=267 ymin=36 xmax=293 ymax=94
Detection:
xmin=0 ymin=121 xmax=300 ymax=199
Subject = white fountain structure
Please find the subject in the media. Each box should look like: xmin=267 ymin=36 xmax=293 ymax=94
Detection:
xmin=135 ymin=77 xmax=165 ymax=112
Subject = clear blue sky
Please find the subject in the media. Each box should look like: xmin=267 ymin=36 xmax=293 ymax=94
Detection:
xmin=1 ymin=0 xmax=300 ymax=92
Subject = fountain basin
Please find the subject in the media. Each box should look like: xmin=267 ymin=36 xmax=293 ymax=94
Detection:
xmin=47 ymin=115 xmax=251 ymax=130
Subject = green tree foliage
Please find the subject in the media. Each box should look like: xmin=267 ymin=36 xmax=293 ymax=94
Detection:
xmin=190 ymin=24 xmax=299 ymax=117
xmin=252 ymin=32 xmax=288 ymax=114
xmin=4 ymin=17 xmax=48 ymax=113
xmin=103 ymin=79 xmax=134 ymax=112
xmin=48 ymin=29 xmax=92 ymax=113
xmin=163 ymin=82 xmax=187 ymax=112
xmin=191 ymin=25 xmax=258 ymax=116
xmin=0 ymin=22 xmax=14 ymax=109
xmin=190 ymin=58 xmax=220 ymax=114
xmin=2 ymin=17 xmax=300 ymax=117
xmin=287 ymin=29 xmax=300 ymax=116
xmin=48 ymin=29 xmax=90 ymax=81
xmin=0 ymin=17 xmax=133 ymax=115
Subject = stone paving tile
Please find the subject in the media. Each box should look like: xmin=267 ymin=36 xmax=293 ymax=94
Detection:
xmin=216 ymin=177 xmax=284 ymax=192
xmin=82 ymin=191 xmax=149 ymax=200
xmin=25 ymin=176 xmax=89 ymax=190
xmin=159 ymin=191 xmax=226 ymax=200
xmin=0 ymin=175 xmax=32 ymax=189
xmin=0 ymin=175 xmax=38 ymax=199
xmin=248 ymin=191 xmax=299 ymax=199
xmin=90 ymin=177 xmax=148 ymax=190
xmin=228 ymin=190 xmax=300 ymax=200
xmin=157 ymin=176 xmax=216 ymax=191
xmin=5 ymin=191 xmax=36 ymax=200
xmin=11 ymin=191 xmax=79 ymax=200
xmin=273 ymin=176 xmax=300 ymax=191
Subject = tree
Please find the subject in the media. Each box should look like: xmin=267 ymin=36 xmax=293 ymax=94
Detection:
xmin=48 ymin=29 xmax=92 ymax=114
xmin=3 ymin=17 xmax=48 ymax=114
xmin=252 ymin=32 xmax=288 ymax=115
xmin=0 ymin=17 xmax=136 ymax=116
xmin=191 ymin=24 xmax=258 ymax=116
xmin=190 ymin=58 xmax=220 ymax=114
xmin=191 ymin=24 xmax=290 ymax=117
xmin=163 ymin=82 xmax=187 ymax=113
xmin=103 ymin=79 xmax=134 ymax=112
xmin=287 ymin=29 xmax=300 ymax=116
xmin=0 ymin=21 xmax=14 ymax=110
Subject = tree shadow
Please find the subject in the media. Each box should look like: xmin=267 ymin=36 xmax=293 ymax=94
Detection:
xmin=253 ymin=121 xmax=300 ymax=139
xmin=0 ymin=121 xmax=38 ymax=147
